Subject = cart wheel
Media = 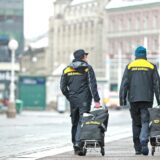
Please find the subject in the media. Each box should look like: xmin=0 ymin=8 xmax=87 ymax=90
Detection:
xmin=77 ymin=148 xmax=86 ymax=156
xmin=101 ymin=147 xmax=105 ymax=156
xmin=151 ymin=146 xmax=155 ymax=156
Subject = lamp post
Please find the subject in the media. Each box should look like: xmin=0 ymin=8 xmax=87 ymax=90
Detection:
xmin=6 ymin=39 xmax=18 ymax=118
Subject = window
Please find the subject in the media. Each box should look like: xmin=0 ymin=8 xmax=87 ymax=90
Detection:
xmin=135 ymin=16 xmax=140 ymax=30
xmin=153 ymin=15 xmax=158 ymax=29
xmin=143 ymin=16 xmax=148 ymax=30
xmin=153 ymin=38 xmax=158 ymax=51
xmin=119 ymin=17 xmax=123 ymax=31
xmin=110 ymin=17 xmax=115 ymax=32
xmin=127 ymin=18 xmax=131 ymax=30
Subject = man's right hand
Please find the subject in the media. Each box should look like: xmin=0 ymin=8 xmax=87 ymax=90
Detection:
xmin=94 ymin=102 xmax=101 ymax=108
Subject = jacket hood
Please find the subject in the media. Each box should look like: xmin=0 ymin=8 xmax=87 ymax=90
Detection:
xmin=69 ymin=59 xmax=88 ymax=69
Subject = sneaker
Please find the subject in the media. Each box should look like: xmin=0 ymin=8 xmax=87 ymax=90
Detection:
xmin=141 ymin=145 xmax=149 ymax=156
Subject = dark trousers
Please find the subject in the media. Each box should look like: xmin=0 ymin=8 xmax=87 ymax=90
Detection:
xmin=130 ymin=102 xmax=152 ymax=151
xmin=70 ymin=101 xmax=90 ymax=146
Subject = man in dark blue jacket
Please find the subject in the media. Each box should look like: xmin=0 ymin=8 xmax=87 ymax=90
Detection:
xmin=60 ymin=49 xmax=101 ymax=155
xmin=120 ymin=46 xmax=160 ymax=156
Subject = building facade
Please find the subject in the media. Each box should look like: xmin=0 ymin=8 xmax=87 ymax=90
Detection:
xmin=0 ymin=0 xmax=24 ymax=58
xmin=49 ymin=0 xmax=110 ymax=78
xmin=0 ymin=0 xmax=23 ymax=104
xmin=106 ymin=0 xmax=160 ymax=90
xmin=20 ymin=47 xmax=49 ymax=76
xmin=48 ymin=0 xmax=160 ymax=93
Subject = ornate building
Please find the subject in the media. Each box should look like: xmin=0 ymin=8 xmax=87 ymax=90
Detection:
xmin=49 ymin=0 xmax=160 ymax=91
xmin=106 ymin=0 xmax=160 ymax=90
xmin=49 ymin=0 xmax=110 ymax=78
xmin=20 ymin=34 xmax=50 ymax=76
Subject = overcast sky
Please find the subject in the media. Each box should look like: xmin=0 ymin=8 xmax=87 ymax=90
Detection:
xmin=24 ymin=0 xmax=53 ymax=40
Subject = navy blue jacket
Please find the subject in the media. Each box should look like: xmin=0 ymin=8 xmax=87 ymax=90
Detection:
xmin=60 ymin=59 xmax=100 ymax=108
xmin=120 ymin=58 xmax=160 ymax=105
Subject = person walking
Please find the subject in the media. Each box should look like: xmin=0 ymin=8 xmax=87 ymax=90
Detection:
xmin=119 ymin=46 xmax=160 ymax=156
xmin=60 ymin=49 xmax=101 ymax=155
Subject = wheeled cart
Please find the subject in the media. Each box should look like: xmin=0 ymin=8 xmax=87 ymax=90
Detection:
xmin=150 ymin=136 xmax=160 ymax=156
xmin=80 ymin=139 xmax=105 ymax=156
xmin=148 ymin=107 xmax=160 ymax=156
xmin=80 ymin=107 xmax=109 ymax=156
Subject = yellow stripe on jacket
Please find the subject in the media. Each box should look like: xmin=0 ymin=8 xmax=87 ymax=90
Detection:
xmin=128 ymin=59 xmax=154 ymax=70
xmin=64 ymin=67 xmax=76 ymax=74
xmin=64 ymin=67 xmax=89 ymax=75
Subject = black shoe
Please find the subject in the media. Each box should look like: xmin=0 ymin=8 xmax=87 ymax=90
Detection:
xmin=141 ymin=141 xmax=149 ymax=156
xmin=135 ymin=150 xmax=141 ymax=155
xmin=134 ymin=142 xmax=141 ymax=155
xmin=74 ymin=150 xmax=80 ymax=155
xmin=141 ymin=145 xmax=149 ymax=156
xmin=77 ymin=151 xmax=85 ymax=156
xmin=74 ymin=144 xmax=86 ymax=156
xmin=74 ymin=144 xmax=80 ymax=155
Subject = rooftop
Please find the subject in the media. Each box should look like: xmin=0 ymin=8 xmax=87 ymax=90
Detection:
xmin=106 ymin=0 xmax=160 ymax=9
xmin=70 ymin=0 xmax=95 ymax=6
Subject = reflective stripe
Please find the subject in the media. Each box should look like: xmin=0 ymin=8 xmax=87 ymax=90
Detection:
xmin=67 ymin=72 xmax=82 ymax=76
xmin=85 ymin=68 xmax=89 ymax=72
xmin=64 ymin=67 xmax=89 ymax=74
xmin=64 ymin=67 xmax=89 ymax=75
xmin=128 ymin=59 xmax=154 ymax=70
xmin=131 ymin=67 xmax=148 ymax=71
xmin=85 ymin=121 xmax=101 ymax=125
xmin=153 ymin=119 xmax=160 ymax=124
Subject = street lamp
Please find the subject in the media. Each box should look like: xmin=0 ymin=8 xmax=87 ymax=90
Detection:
xmin=6 ymin=39 xmax=19 ymax=118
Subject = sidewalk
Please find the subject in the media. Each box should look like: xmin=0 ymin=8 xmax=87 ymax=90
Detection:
xmin=38 ymin=137 xmax=160 ymax=160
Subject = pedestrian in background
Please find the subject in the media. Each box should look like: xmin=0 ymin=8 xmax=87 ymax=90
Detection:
xmin=60 ymin=49 xmax=101 ymax=155
xmin=119 ymin=46 xmax=160 ymax=156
